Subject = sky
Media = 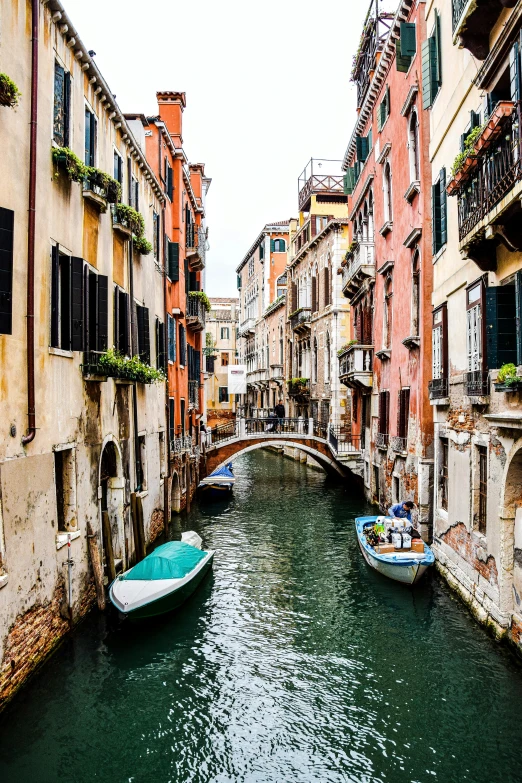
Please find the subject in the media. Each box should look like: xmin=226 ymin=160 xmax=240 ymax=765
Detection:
xmin=64 ymin=0 xmax=386 ymax=296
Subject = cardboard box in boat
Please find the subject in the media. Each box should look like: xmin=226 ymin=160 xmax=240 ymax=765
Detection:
xmin=375 ymin=544 xmax=396 ymax=554
xmin=411 ymin=539 xmax=425 ymax=553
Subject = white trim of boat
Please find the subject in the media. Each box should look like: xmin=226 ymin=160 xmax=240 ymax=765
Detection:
xmin=198 ymin=475 xmax=236 ymax=486
xmin=109 ymin=550 xmax=215 ymax=614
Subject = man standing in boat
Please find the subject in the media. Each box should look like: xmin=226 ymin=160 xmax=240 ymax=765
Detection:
xmin=388 ymin=500 xmax=415 ymax=522
xmin=274 ymin=400 xmax=285 ymax=433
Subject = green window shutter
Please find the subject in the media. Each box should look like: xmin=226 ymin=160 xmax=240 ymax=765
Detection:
xmin=97 ymin=275 xmax=108 ymax=352
xmin=486 ymin=285 xmax=517 ymax=369
xmin=385 ymin=85 xmax=390 ymax=120
xmin=168 ymin=241 xmax=179 ymax=281
xmin=439 ymin=168 xmax=447 ymax=247
xmin=516 ymin=271 xmax=522 ymax=365
xmin=401 ymin=22 xmax=416 ymax=57
xmin=434 ymin=11 xmax=442 ymax=85
xmin=356 ymin=135 xmax=369 ymax=162
xmin=432 ymin=182 xmax=441 ymax=254
xmin=270 ymin=239 xmax=275 ymax=253
xmin=367 ymin=127 xmax=372 ymax=151
xmin=470 ymin=110 xmax=481 ymax=130
xmin=237 ymin=274 xmax=242 ymax=289
xmin=344 ymin=167 xmax=355 ymax=195
xmin=395 ymin=38 xmax=412 ymax=73
xmin=422 ymin=38 xmax=437 ymax=109
xmin=70 ymin=256 xmax=84 ymax=351
xmin=510 ymin=41 xmax=520 ymax=102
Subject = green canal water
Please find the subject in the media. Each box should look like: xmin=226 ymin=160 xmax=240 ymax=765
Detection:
xmin=1 ymin=450 xmax=522 ymax=783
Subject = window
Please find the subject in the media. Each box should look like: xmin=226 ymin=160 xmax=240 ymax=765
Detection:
xmin=408 ymin=111 xmax=420 ymax=182
xmin=180 ymin=398 xmax=186 ymax=436
xmin=221 ymin=352 xmax=229 ymax=367
xmin=159 ymin=431 xmax=166 ymax=478
xmin=272 ymin=238 xmax=286 ymax=252
xmin=422 ymin=11 xmax=442 ymax=109
xmin=373 ymin=465 xmax=380 ymax=502
xmin=219 ymin=386 xmax=229 ymax=403
xmin=169 ymin=398 xmax=175 ymax=444
xmin=396 ymin=22 xmax=416 ymax=72
xmin=113 ymin=287 xmax=130 ymax=355
xmin=259 ymin=244 xmax=265 ymax=260
xmin=485 ymin=281 xmax=518 ymax=369
xmin=356 ymin=129 xmax=372 ymax=163
xmin=221 ymin=327 xmax=230 ymax=340
xmin=466 ymin=281 xmax=484 ymax=372
xmin=324 ymin=332 xmax=331 ymax=382
xmin=397 ymin=387 xmax=410 ymax=442
xmin=53 ymin=61 xmax=71 ymax=147
xmin=378 ymin=390 xmax=390 ymax=443
xmin=477 ymin=445 xmax=487 ymax=535
xmin=156 ymin=317 xmax=166 ymax=371
xmin=137 ymin=435 xmax=147 ymax=492
xmin=136 ymin=304 xmax=150 ymax=365
xmin=377 ymin=85 xmax=390 ymax=131
xmin=54 ymin=447 xmax=77 ymax=532
xmin=440 ymin=437 xmax=449 ymax=511
xmin=432 ymin=305 xmax=447 ymax=381
xmin=393 ymin=475 xmax=400 ymax=504
xmin=411 ymin=252 xmax=420 ymax=337
xmin=311 ymin=274 xmax=318 ymax=312
xmin=383 ymin=162 xmax=393 ymax=223
xmin=312 ymin=338 xmax=318 ymax=384
xmin=153 ymin=212 xmax=160 ymax=260
xmin=167 ymin=314 xmax=176 ymax=363
xmin=383 ymin=276 xmax=393 ymax=349
xmin=178 ymin=323 xmax=187 ymax=366
xmin=51 ymin=249 xmax=108 ymax=352
xmin=248 ymin=257 xmax=255 ymax=277
xmin=84 ymin=106 xmax=97 ymax=167
xmin=0 ymin=207 xmax=14 ymax=335
xmin=165 ymin=160 xmax=173 ymax=201
xmin=432 ymin=168 xmax=447 ymax=254
xmin=113 ymin=151 xmax=123 ymax=187
xmin=130 ymin=176 xmax=139 ymax=211
xmin=167 ymin=241 xmax=179 ymax=281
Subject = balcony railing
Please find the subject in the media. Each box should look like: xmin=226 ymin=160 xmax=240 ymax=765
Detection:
xmin=351 ymin=7 xmax=393 ymax=108
xmin=297 ymin=158 xmax=344 ymax=211
xmin=464 ymin=369 xmax=490 ymax=397
xmin=186 ymin=296 xmax=206 ymax=331
xmin=270 ymin=364 xmax=284 ymax=379
xmin=391 ymin=436 xmax=407 ymax=454
xmin=428 ymin=377 xmax=449 ymax=399
xmin=171 ymin=435 xmax=193 ymax=454
xmin=328 ymin=425 xmax=362 ymax=454
xmin=186 ymin=225 xmax=207 ymax=270
xmin=456 ymin=104 xmax=521 ymax=241
xmin=188 ymin=380 xmax=199 ymax=407
xmin=287 ymin=379 xmax=310 ymax=398
xmin=290 ymin=307 xmax=311 ymax=332
xmin=246 ymin=368 xmax=269 ymax=385
xmin=341 ymin=240 xmax=376 ymax=300
xmin=239 ymin=317 xmax=255 ymax=336
xmin=208 ymin=420 xmax=238 ymax=445
xmin=376 ymin=432 xmax=389 ymax=449
xmin=338 ymin=344 xmax=373 ymax=389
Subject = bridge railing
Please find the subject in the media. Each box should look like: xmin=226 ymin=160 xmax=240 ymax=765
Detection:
xmin=244 ymin=417 xmax=305 ymax=435
xmin=208 ymin=420 xmax=238 ymax=446
xmin=328 ymin=425 xmax=361 ymax=454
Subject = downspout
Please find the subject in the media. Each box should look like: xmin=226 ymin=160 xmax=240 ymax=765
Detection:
xmin=22 ymin=0 xmax=39 ymax=446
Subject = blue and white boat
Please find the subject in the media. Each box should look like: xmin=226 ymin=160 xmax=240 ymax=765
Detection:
xmin=356 ymin=516 xmax=435 ymax=585
xmin=198 ymin=463 xmax=235 ymax=499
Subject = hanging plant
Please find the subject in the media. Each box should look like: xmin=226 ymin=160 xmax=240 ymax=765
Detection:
xmin=133 ymin=234 xmax=153 ymax=255
xmin=52 ymin=146 xmax=89 ymax=183
xmin=97 ymin=348 xmax=165 ymax=384
xmin=188 ymin=290 xmax=211 ymax=312
xmin=450 ymin=124 xmax=485 ymax=178
xmin=85 ymin=167 xmax=121 ymax=203
xmin=0 ymin=73 xmax=21 ymax=107
xmin=114 ymin=202 xmax=145 ymax=236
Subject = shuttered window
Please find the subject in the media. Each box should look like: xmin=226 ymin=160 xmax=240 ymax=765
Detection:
xmin=113 ymin=151 xmax=123 ymax=185
xmin=432 ymin=168 xmax=447 ymax=254
xmin=167 ymin=313 xmax=176 ymax=363
xmin=344 ymin=167 xmax=356 ymax=195
xmin=179 ymin=323 xmax=187 ymax=366
xmin=136 ymin=304 xmax=150 ymax=365
xmin=397 ymin=388 xmax=410 ymax=439
xmin=114 ymin=287 xmax=129 ymax=355
xmin=356 ymin=134 xmax=369 ymax=163
xmin=219 ymin=386 xmax=229 ymax=403
xmin=167 ymin=241 xmax=179 ymax=281
xmin=486 ymin=283 xmax=517 ymax=369
xmin=466 ymin=281 xmax=483 ymax=372
xmin=53 ymin=62 xmax=71 ymax=147
xmin=396 ymin=38 xmax=412 ymax=73
xmin=153 ymin=212 xmax=160 ymax=260
xmin=401 ymin=22 xmax=416 ymax=57
xmin=378 ymin=390 xmax=390 ymax=435
xmin=432 ymin=304 xmax=447 ymax=380
xmin=221 ymin=327 xmax=230 ymax=340
xmin=0 ymin=207 xmax=14 ymax=335
xmin=165 ymin=161 xmax=173 ymax=201
xmin=84 ymin=107 xmax=97 ymax=167
xmin=156 ymin=317 xmax=166 ymax=371
xmin=52 ymin=253 xmax=107 ymax=352
xmin=422 ymin=12 xmax=441 ymax=109
xmin=169 ymin=397 xmax=175 ymax=443
xmin=377 ymin=85 xmax=390 ymax=131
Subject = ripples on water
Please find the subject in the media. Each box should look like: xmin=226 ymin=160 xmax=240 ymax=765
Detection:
xmin=1 ymin=450 xmax=522 ymax=783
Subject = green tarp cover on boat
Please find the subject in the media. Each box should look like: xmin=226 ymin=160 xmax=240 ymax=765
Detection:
xmin=122 ymin=541 xmax=207 ymax=581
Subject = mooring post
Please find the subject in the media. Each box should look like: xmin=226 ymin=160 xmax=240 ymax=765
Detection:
xmin=87 ymin=521 xmax=106 ymax=610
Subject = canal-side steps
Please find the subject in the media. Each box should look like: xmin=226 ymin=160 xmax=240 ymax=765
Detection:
xmin=203 ymin=417 xmax=364 ymax=480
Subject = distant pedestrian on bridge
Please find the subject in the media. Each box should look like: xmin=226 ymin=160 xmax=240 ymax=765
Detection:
xmin=275 ymin=400 xmax=285 ymax=432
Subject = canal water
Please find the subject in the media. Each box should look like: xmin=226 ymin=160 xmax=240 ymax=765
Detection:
xmin=1 ymin=450 xmax=522 ymax=783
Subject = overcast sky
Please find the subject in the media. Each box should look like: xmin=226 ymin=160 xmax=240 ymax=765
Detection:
xmin=64 ymin=0 xmax=388 ymax=296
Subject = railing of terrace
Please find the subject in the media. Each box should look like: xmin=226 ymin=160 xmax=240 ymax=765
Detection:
xmin=328 ymin=425 xmax=362 ymax=453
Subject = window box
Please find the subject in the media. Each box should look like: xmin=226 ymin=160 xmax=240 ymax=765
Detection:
xmin=112 ymin=203 xmax=144 ymax=237
xmin=494 ymin=381 xmax=522 ymax=392
xmin=81 ymin=349 xmax=164 ymax=385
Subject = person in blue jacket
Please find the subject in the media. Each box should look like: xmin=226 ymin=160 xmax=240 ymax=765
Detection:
xmin=388 ymin=500 xmax=415 ymax=522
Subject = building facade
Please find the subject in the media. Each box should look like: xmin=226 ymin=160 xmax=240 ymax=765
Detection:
xmin=237 ymin=222 xmax=290 ymax=416
xmin=426 ymin=0 xmax=522 ymax=648
xmin=340 ymin=0 xmax=434 ymax=536
xmin=205 ymin=297 xmax=239 ymax=424
xmin=287 ymin=161 xmax=351 ymax=432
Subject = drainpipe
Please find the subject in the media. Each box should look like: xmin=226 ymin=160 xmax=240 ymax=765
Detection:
xmin=22 ymin=0 xmax=39 ymax=446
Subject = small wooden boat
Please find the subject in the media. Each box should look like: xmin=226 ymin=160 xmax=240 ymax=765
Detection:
xmin=356 ymin=516 xmax=434 ymax=585
xmin=109 ymin=531 xmax=214 ymax=619
xmin=198 ymin=463 xmax=235 ymax=499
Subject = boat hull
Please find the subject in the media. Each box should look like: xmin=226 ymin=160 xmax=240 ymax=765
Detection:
xmin=199 ymin=483 xmax=233 ymax=500
xmin=109 ymin=552 xmax=214 ymax=620
xmin=356 ymin=516 xmax=434 ymax=586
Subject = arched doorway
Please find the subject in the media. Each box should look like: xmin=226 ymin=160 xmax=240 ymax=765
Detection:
xmin=99 ymin=438 xmax=125 ymax=572
xmin=171 ymin=471 xmax=181 ymax=515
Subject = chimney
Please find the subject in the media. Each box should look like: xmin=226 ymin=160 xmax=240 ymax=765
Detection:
xmin=189 ymin=163 xmax=205 ymax=200
xmin=156 ymin=91 xmax=186 ymax=143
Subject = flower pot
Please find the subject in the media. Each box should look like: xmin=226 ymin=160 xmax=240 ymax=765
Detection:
xmin=106 ymin=181 xmax=120 ymax=204
xmin=494 ymin=380 xmax=522 ymax=392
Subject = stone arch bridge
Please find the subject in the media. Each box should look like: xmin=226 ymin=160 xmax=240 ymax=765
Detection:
xmin=201 ymin=418 xmax=363 ymax=481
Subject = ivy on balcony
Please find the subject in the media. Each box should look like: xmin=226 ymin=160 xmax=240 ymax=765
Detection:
xmin=85 ymin=348 xmax=165 ymax=384
xmin=52 ymin=146 xmax=122 ymax=203
xmin=188 ymin=290 xmax=211 ymax=312
xmin=0 ymin=73 xmax=21 ymax=108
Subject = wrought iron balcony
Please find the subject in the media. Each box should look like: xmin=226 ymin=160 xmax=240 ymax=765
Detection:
xmin=465 ymin=369 xmax=490 ymax=397
xmin=428 ymin=377 xmax=449 ymax=400
xmin=188 ymin=380 xmax=199 ymax=408
xmin=376 ymin=432 xmax=389 ymax=449
xmin=391 ymin=436 xmax=407 ymax=454
xmin=287 ymin=379 xmax=310 ymax=398
xmin=453 ymin=102 xmax=520 ymax=242
xmin=186 ymin=295 xmax=206 ymax=332
xmin=297 ymin=159 xmax=344 ymax=212
xmin=171 ymin=435 xmax=193 ymax=454
xmin=290 ymin=307 xmax=311 ymax=333
xmin=341 ymin=240 xmax=376 ymax=300
xmin=351 ymin=6 xmax=393 ymax=108
xmin=338 ymin=344 xmax=373 ymax=389
xmin=452 ymin=0 xmax=514 ymax=60
xmin=186 ymin=224 xmax=207 ymax=271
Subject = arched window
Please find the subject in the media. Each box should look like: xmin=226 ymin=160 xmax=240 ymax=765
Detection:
xmin=383 ymin=162 xmax=393 ymax=223
xmin=411 ymin=251 xmax=420 ymax=336
xmin=312 ymin=337 xmax=318 ymax=383
xmin=408 ymin=111 xmax=420 ymax=183
xmin=273 ymin=238 xmax=286 ymax=252
xmin=311 ymin=271 xmax=318 ymax=312
xmin=324 ymin=262 xmax=331 ymax=307
xmin=383 ymin=276 xmax=393 ymax=349
xmin=368 ymin=191 xmax=374 ymax=240
xmin=279 ymin=325 xmax=284 ymax=364
xmin=324 ymin=332 xmax=331 ymax=382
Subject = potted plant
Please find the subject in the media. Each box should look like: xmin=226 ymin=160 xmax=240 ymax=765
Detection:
xmin=0 ymin=73 xmax=21 ymax=108
xmin=113 ymin=202 xmax=145 ymax=235
xmin=133 ymin=235 xmax=153 ymax=256
xmin=52 ymin=146 xmax=89 ymax=183
xmin=188 ymin=290 xmax=211 ymax=313
xmin=494 ymin=363 xmax=522 ymax=392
